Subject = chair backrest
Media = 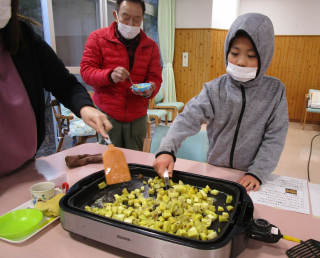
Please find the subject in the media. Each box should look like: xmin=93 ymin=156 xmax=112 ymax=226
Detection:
xmin=50 ymin=99 xmax=61 ymax=123
xmin=308 ymin=89 xmax=320 ymax=98
xmin=309 ymin=89 xmax=320 ymax=109
xmin=150 ymin=125 xmax=209 ymax=163
xmin=154 ymin=88 xmax=164 ymax=105
xmin=148 ymin=97 xmax=155 ymax=109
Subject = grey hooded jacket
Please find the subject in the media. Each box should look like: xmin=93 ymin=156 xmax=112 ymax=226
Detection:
xmin=155 ymin=13 xmax=289 ymax=185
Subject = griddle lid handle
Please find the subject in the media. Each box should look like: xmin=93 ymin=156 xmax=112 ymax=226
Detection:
xmin=229 ymin=200 xmax=254 ymax=258
xmin=237 ymin=200 xmax=254 ymax=228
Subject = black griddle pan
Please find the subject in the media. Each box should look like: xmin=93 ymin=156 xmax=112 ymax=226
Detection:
xmin=61 ymin=164 xmax=253 ymax=250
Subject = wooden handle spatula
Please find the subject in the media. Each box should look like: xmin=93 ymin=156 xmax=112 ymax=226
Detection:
xmin=103 ymin=138 xmax=131 ymax=185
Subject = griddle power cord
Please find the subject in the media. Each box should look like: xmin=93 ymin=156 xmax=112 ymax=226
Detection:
xmin=281 ymin=234 xmax=302 ymax=243
xmin=307 ymin=134 xmax=320 ymax=182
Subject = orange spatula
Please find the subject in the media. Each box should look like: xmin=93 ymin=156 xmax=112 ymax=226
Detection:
xmin=103 ymin=138 xmax=131 ymax=185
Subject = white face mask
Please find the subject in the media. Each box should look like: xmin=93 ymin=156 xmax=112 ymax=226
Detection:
xmin=115 ymin=12 xmax=140 ymax=40
xmin=226 ymin=62 xmax=258 ymax=82
xmin=0 ymin=0 xmax=11 ymax=29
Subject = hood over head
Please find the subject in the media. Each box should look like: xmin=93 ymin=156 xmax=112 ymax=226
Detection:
xmin=224 ymin=13 xmax=275 ymax=85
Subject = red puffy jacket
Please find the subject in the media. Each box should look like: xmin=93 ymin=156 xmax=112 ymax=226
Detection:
xmin=80 ymin=22 xmax=162 ymax=123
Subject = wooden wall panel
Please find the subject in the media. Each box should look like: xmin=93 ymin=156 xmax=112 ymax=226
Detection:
xmin=267 ymin=36 xmax=320 ymax=122
xmin=173 ymin=29 xmax=320 ymax=123
xmin=173 ymin=29 xmax=213 ymax=104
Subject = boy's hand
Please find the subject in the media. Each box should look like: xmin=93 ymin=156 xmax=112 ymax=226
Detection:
xmin=238 ymin=174 xmax=260 ymax=191
xmin=152 ymin=154 xmax=174 ymax=179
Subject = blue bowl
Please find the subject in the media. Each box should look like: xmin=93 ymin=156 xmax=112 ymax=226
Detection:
xmin=131 ymin=83 xmax=151 ymax=93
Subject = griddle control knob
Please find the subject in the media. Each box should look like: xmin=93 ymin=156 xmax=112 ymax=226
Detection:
xmin=253 ymin=219 xmax=271 ymax=232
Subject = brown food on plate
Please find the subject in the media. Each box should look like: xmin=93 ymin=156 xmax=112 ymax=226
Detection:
xmin=34 ymin=193 xmax=65 ymax=217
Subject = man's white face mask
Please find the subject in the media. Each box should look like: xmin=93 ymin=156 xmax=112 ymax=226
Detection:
xmin=115 ymin=11 xmax=140 ymax=40
xmin=226 ymin=62 xmax=258 ymax=82
xmin=0 ymin=0 xmax=11 ymax=29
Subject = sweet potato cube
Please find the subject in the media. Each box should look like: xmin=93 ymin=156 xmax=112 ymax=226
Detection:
xmin=222 ymin=212 xmax=229 ymax=218
xmin=187 ymin=227 xmax=199 ymax=239
xmin=159 ymin=202 xmax=167 ymax=212
xmin=124 ymin=217 xmax=133 ymax=224
xmin=226 ymin=205 xmax=234 ymax=211
xmin=218 ymin=206 xmax=224 ymax=212
xmin=163 ymin=221 xmax=171 ymax=232
xmin=210 ymin=189 xmax=219 ymax=195
xmin=207 ymin=231 xmax=218 ymax=240
xmin=200 ymin=232 xmax=207 ymax=241
xmin=114 ymin=214 xmax=125 ymax=221
xmin=226 ymin=195 xmax=233 ymax=204
xmin=219 ymin=215 xmax=228 ymax=222
xmin=162 ymin=210 xmax=172 ymax=219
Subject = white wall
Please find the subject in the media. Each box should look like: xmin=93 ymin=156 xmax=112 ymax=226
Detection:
xmin=211 ymin=0 xmax=240 ymax=30
xmin=176 ymin=0 xmax=320 ymax=35
xmin=176 ymin=0 xmax=212 ymax=28
xmin=240 ymin=0 xmax=320 ymax=35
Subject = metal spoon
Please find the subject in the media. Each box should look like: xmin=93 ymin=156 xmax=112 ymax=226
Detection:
xmin=128 ymin=76 xmax=134 ymax=86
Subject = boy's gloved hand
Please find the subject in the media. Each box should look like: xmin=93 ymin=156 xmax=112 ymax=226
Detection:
xmin=238 ymin=174 xmax=260 ymax=191
xmin=152 ymin=154 xmax=174 ymax=179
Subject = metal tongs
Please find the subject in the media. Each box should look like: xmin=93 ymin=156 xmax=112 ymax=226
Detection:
xmin=163 ymin=169 xmax=170 ymax=190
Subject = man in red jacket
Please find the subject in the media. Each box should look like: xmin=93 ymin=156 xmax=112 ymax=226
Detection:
xmin=80 ymin=0 xmax=162 ymax=151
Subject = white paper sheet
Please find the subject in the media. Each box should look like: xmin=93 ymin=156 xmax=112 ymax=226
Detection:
xmin=308 ymin=183 xmax=320 ymax=217
xmin=249 ymin=174 xmax=310 ymax=214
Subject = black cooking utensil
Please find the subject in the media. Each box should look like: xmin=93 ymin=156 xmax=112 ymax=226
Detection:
xmin=286 ymin=239 xmax=320 ymax=258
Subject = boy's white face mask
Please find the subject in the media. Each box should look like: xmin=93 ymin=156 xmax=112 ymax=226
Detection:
xmin=115 ymin=11 xmax=140 ymax=40
xmin=226 ymin=62 xmax=258 ymax=82
xmin=0 ymin=0 xmax=11 ymax=29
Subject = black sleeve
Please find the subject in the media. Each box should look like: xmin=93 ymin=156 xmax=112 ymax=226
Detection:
xmin=155 ymin=150 xmax=177 ymax=162
xmin=34 ymin=32 xmax=94 ymax=118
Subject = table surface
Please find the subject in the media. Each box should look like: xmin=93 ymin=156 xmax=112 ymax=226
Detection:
xmin=0 ymin=143 xmax=319 ymax=258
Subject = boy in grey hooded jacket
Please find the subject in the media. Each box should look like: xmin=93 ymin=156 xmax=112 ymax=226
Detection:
xmin=153 ymin=13 xmax=289 ymax=191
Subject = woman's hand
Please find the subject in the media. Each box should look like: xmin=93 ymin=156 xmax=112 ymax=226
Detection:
xmin=80 ymin=106 xmax=113 ymax=138
xmin=238 ymin=174 xmax=260 ymax=191
xmin=152 ymin=154 xmax=174 ymax=178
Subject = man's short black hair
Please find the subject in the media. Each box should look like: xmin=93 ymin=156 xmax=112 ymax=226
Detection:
xmin=115 ymin=0 xmax=146 ymax=15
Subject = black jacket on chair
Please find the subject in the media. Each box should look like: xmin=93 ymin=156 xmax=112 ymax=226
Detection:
xmin=11 ymin=20 xmax=94 ymax=151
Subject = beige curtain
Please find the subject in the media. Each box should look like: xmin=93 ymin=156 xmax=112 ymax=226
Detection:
xmin=158 ymin=0 xmax=176 ymax=120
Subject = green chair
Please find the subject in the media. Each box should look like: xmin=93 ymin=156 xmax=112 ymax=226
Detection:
xmin=300 ymin=89 xmax=320 ymax=130
xmin=149 ymin=125 xmax=209 ymax=163
xmin=50 ymin=100 xmax=97 ymax=152
xmin=147 ymin=109 xmax=168 ymax=138
xmin=150 ymin=88 xmax=184 ymax=121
